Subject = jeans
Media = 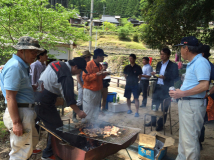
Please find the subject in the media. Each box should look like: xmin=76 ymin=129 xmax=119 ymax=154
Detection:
xmin=139 ymin=80 xmax=149 ymax=106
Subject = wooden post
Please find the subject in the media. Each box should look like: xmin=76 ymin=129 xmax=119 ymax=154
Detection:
xmin=117 ymin=79 xmax=119 ymax=87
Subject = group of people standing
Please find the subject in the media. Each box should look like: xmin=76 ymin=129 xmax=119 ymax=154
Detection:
xmin=123 ymin=48 xmax=179 ymax=133
xmin=0 ymin=35 xmax=213 ymax=160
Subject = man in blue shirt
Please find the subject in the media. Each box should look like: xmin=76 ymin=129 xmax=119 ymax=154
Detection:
xmin=0 ymin=36 xmax=44 ymax=159
xmin=170 ymin=36 xmax=211 ymax=160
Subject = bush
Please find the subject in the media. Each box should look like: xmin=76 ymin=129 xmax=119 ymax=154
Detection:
xmin=133 ymin=33 xmax=139 ymax=42
xmin=118 ymin=27 xmax=130 ymax=40
xmin=103 ymin=22 xmax=116 ymax=31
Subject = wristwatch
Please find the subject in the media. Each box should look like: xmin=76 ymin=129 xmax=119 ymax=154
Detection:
xmin=207 ymin=91 xmax=211 ymax=96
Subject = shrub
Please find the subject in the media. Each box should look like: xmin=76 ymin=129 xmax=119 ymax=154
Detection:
xmin=133 ymin=33 xmax=139 ymax=42
xmin=103 ymin=22 xmax=116 ymax=31
xmin=118 ymin=27 xmax=130 ymax=40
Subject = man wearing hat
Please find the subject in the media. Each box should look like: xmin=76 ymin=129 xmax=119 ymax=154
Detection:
xmin=199 ymin=44 xmax=214 ymax=150
xmin=82 ymin=48 xmax=108 ymax=122
xmin=0 ymin=36 xmax=44 ymax=159
xmin=34 ymin=57 xmax=87 ymax=160
xmin=73 ymin=50 xmax=92 ymax=122
xmin=169 ymin=36 xmax=211 ymax=160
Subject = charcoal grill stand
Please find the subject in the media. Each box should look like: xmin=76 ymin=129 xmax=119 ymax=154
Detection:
xmin=126 ymin=148 xmax=132 ymax=160
xmin=37 ymin=122 xmax=140 ymax=160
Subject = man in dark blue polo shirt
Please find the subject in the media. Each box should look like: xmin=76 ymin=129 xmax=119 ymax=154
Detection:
xmin=124 ymin=54 xmax=142 ymax=117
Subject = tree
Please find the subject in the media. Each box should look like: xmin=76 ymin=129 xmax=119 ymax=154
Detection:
xmin=140 ymin=0 xmax=214 ymax=49
xmin=67 ymin=0 xmax=142 ymax=18
xmin=0 ymin=0 xmax=87 ymax=64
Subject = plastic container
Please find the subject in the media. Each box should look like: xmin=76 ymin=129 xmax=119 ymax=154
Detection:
xmin=108 ymin=103 xmax=129 ymax=113
xmin=105 ymin=92 xmax=117 ymax=109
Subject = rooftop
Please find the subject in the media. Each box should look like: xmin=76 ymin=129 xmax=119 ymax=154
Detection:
xmin=100 ymin=15 xmax=119 ymax=24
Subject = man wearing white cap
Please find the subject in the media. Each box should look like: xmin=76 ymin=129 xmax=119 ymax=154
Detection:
xmin=0 ymin=36 xmax=44 ymax=159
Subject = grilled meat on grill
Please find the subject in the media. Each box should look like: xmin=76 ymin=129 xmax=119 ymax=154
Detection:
xmin=76 ymin=122 xmax=123 ymax=138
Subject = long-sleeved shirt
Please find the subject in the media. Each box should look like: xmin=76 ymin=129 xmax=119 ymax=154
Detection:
xmin=30 ymin=60 xmax=46 ymax=85
xmin=141 ymin=64 xmax=153 ymax=80
xmin=82 ymin=60 xmax=105 ymax=91
xmin=157 ymin=60 xmax=169 ymax=85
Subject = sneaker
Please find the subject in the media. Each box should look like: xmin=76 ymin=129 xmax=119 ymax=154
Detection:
xmin=131 ymin=100 xmax=135 ymax=103
xmin=140 ymin=105 xmax=146 ymax=108
xmin=41 ymin=155 xmax=56 ymax=160
xmin=127 ymin=110 xmax=132 ymax=114
xmin=135 ymin=113 xmax=139 ymax=117
xmin=32 ymin=149 xmax=42 ymax=155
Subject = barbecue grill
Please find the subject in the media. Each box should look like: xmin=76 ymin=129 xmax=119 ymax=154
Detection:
xmin=56 ymin=121 xmax=141 ymax=145
xmin=37 ymin=121 xmax=141 ymax=160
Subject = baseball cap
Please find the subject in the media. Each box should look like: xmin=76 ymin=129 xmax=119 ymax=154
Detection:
xmin=174 ymin=36 xmax=199 ymax=47
xmin=94 ymin=48 xmax=108 ymax=57
xmin=69 ymin=57 xmax=88 ymax=73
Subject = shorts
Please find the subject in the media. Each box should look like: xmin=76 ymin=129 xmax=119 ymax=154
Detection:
xmin=124 ymin=85 xmax=139 ymax=99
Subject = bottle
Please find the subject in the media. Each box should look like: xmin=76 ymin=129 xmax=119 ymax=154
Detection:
xmin=117 ymin=95 xmax=120 ymax=103
xmin=152 ymin=105 xmax=156 ymax=111
xmin=169 ymin=86 xmax=176 ymax=102
xmin=113 ymin=96 xmax=116 ymax=103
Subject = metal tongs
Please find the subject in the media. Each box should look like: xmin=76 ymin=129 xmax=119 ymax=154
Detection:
xmin=36 ymin=121 xmax=70 ymax=146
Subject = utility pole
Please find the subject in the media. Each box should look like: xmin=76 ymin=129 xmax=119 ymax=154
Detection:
xmin=89 ymin=0 xmax=94 ymax=52
xmin=103 ymin=5 xmax=107 ymax=31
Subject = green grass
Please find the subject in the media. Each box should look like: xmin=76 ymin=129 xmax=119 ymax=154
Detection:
xmin=77 ymin=35 xmax=147 ymax=50
xmin=0 ymin=121 xmax=8 ymax=140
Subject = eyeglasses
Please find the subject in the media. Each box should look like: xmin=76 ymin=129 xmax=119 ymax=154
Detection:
xmin=30 ymin=50 xmax=39 ymax=55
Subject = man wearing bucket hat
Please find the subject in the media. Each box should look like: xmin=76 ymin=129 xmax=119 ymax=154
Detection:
xmin=82 ymin=48 xmax=108 ymax=122
xmin=34 ymin=57 xmax=87 ymax=160
xmin=169 ymin=36 xmax=210 ymax=160
xmin=73 ymin=50 xmax=93 ymax=122
xmin=0 ymin=36 xmax=44 ymax=159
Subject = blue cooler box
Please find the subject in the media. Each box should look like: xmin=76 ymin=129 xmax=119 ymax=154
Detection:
xmin=105 ymin=92 xmax=117 ymax=109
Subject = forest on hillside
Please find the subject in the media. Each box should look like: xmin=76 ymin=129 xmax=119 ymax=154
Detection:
xmin=67 ymin=0 xmax=142 ymax=19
